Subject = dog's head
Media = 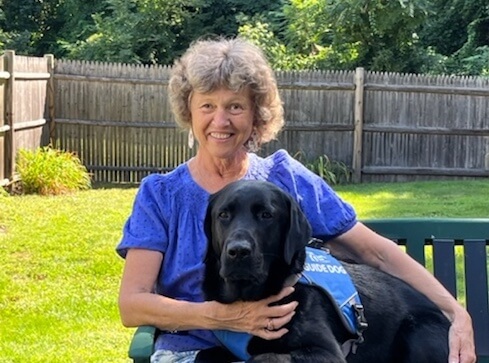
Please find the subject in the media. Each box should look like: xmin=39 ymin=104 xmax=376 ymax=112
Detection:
xmin=203 ymin=180 xmax=312 ymax=303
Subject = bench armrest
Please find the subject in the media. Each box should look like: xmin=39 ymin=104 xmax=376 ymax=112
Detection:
xmin=128 ymin=325 xmax=157 ymax=363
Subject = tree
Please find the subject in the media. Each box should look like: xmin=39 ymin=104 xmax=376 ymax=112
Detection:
xmin=184 ymin=0 xmax=281 ymax=37
xmin=1 ymin=0 xmax=487 ymax=74
xmin=419 ymin=0 xmax=489 ymax=56
xmin=327 ymin=0 xmax=431 ymax=71
xmin=417 ymin=0 xmax=489 ymax=75
xmin=0 ymin=0 xmax=106 ymax=56
xmin=1 ymin=0 xmax=43 ymax=54
xmin=60 ymin=0 xmax=190 ymax=64
xmin=59 ymin=0 xmax=282 ymax=64
xmin=239 ymin=0 xmax=431 ymax=72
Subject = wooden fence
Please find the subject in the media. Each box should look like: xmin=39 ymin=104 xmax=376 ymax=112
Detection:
xmin=361 ymin=71 xmax=489 ymax=182
xmin=2 ymin=54 xmax=489 ymax=184
xmin=0 ymin=51 xmax=53 ymax=184
xmin=53 ymin=61 xmax=185 ymax=183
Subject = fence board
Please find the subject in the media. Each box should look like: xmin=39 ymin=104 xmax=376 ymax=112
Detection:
xmin=0 ymin=56 xmax=6 ymax=181
xmin=3 ymin=51 xmax=15 ymax=180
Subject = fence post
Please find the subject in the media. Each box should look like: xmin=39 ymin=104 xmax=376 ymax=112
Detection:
xmin=44 ymin=54 xmax=55 ymax=146
xmin=4 ymin=50 xmax=15 ymax=180
xmin=352 ymin=67 xmax=365 ymax=183
xmin=0 ymin=56 xmax=7 ymax=182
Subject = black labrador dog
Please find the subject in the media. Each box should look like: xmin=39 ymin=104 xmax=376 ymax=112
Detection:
xmin=202 ymin=180 xmax=450 ymax=363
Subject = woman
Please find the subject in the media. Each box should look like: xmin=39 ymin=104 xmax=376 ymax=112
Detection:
xmin=117 ymin=37 xmax=475 ymax=363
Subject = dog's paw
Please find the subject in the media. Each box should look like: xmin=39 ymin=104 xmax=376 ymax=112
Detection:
xmin=247 ymin=353 xmax=292 ymax=363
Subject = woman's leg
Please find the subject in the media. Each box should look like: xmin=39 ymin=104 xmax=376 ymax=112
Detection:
xmin=151 ymin=349 xmax=199 ymax=363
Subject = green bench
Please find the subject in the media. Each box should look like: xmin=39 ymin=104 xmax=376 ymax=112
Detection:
xmin=128 ymin=218 xmax=489 ymax=363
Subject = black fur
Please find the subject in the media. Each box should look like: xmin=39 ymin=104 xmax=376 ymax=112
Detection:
xmin=203 ymin=180 xmax=450 ymax=363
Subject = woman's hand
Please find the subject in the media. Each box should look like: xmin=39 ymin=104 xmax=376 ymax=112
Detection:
xmin=212 ymin=286 xmax=298 ymax=340
xmin=448 ymin=308 xmax=476 ymax=363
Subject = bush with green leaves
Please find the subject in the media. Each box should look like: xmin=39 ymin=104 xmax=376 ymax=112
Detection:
xmin=295 ymin=152 xmax=352 ymax=185
xmin=16 ymin=146 xmax=91 ymax=195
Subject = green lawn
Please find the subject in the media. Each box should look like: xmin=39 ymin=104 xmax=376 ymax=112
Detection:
xmin=1 ymin=179 xmax=488 ymax=362
xmin=0 ymin=186 xmax=137 ymax=363
xmin=335 ymin=179 xmax=489 ymax=219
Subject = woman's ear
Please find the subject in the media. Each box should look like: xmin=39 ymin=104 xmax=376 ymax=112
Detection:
xmin=283 ymin=195 xmax=312 ymax=266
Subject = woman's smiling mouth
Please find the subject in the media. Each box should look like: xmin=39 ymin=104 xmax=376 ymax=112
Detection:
xmin=210 ymin=132 xmax=233 ymax=140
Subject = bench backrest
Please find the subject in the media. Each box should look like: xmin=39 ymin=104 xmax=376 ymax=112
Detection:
xmin=363 ymin=218 xmax=489 ymax=363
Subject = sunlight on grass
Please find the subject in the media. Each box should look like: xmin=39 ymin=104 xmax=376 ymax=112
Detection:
xmin=0 ymin=187 xmax=137 ymax=362
xmin=335 ymin=180 xmax=489 ymax=219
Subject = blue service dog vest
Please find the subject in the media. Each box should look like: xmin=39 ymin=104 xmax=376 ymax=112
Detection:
xmin=214 ymin=245 xmax=367 ymax=360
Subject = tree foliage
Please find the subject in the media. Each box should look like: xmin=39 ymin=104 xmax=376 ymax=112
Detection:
xmin=0 ymin=0 xmax=487 ymax=75
xmin=58 ymin=0 xmax=192 ymax=64
xmin=239 ymin=0 xmax=432 ymax=72
xmin=0 ymin=0 xmax=106 ymax=56
xmin=418 ymin=0 xmax=489 ymax=75
xmin=419 ymin=0 xmax=488 ymax=56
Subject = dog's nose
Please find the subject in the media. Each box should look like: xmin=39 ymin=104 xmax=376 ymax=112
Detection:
xmin=226 ymin=240 xmax=251 ymax=260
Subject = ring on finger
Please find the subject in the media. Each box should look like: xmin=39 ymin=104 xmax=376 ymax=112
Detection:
xmin=266 ymin=318 xmax=274 ymax=331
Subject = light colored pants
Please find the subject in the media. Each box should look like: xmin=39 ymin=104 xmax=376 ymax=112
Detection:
xmin=151 ymin=348 xmax=245 ymax=363
xmin=151 ymin=349 xmax=199 ymax=363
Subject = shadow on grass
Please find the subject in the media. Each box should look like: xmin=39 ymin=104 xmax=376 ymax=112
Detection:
xmin=92 ymin=182 xmax=140 ymax=190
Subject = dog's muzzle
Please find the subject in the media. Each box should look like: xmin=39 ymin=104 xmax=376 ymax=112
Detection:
xmin=219 ymin=232 xmax=262 ymax=281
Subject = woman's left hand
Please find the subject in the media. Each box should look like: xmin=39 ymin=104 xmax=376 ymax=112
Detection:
xmin=448 ymin=308 xmax=476 ymax=363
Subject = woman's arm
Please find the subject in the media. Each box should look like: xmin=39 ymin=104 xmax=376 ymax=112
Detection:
xmin=327 ymin=222 xmax=476 ymax=363
xmin=118 ymin=248 xmax=297 ymax=339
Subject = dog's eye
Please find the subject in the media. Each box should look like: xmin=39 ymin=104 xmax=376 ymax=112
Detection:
xmin=218 ymin=211 xmax=230 ymax=219
xmin=261 ymin=211 xmax=273 ymax=219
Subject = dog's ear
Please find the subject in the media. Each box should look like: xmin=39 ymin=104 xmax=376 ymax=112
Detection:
xmin=204 ymin=197 xmax=214 ymax=243
xmin=204 ymin=191 xmax=221 ymax=242
xmin=283 ymin=194 xmax=312 ymax=266
xmin=202 ymin=194 xmax=223 ymax=301
xmin=204 ymin=193 xmax=220 ymax=260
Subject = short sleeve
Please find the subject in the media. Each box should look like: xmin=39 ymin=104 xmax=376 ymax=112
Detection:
xmin=116 ymin=174 xmax=169 ymax=258
xmin=267 ymin=150 xmax=357 ymax=240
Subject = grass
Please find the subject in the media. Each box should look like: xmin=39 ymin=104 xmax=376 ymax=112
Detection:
xmin=0 ymin=186 xmax=137 ymax=363
xmin=0 ymin=179 xmax=488 ymax=362
xmin=335 ymin=180 xmax=489 ymax=219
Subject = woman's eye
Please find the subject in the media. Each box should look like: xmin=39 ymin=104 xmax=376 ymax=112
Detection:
xmin=200 ymin=103 xmax=213 ymax=111
xmin=229 ymin=104 xmax=244 ymax=115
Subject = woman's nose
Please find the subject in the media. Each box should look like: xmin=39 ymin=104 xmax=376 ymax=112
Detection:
xmin=212 ymin=107 xmax=230 ymax=126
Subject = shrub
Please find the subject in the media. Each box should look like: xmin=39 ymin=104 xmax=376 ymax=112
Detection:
xmin=16 ymin=146 xmax=91 ymax=195
xmin=294 ymin=152 xmax=352 ymax=185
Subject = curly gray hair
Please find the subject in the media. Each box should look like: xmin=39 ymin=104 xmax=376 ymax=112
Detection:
xmin=168 ymin=37 xmax=284 ymax=149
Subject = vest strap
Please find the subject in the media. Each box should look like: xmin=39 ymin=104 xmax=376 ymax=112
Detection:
xmin=303 ymin=239 xmax=369 ymax=356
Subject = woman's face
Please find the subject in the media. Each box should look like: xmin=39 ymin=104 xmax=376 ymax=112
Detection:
xmin=189 ymin=87 xmax=255 ymax=160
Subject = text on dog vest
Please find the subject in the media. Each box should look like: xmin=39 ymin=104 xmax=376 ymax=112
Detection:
xmin=303 ymin=262 xmax=347 ymax=274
